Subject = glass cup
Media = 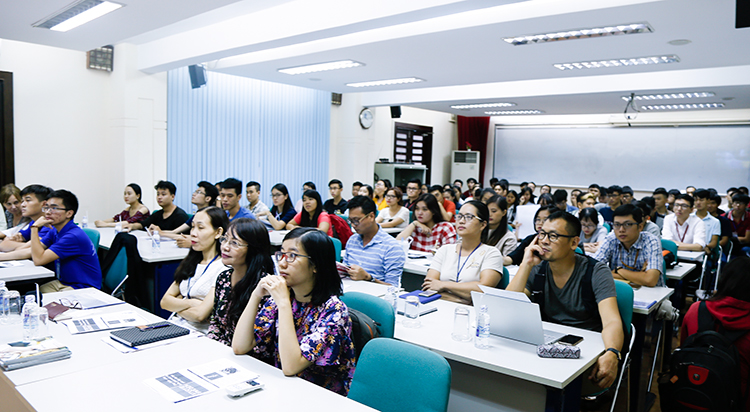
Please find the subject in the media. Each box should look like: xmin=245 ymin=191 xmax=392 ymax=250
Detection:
xmin=451 ymin=307 xmax=472 ymax=341
xmin=403 ymin=295 xmax=421 ymax=328
xmin=7 ymin=290 xmax=22 ymax=325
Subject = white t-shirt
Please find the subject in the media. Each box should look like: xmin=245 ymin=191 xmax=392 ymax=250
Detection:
xmin=430 ymin=243 xmax=503 ymax=283
xmin=168 ymin=259 xmax=229 ymax=334
xmin=662 ymin=214 xmax=706 ymax=247
xmin=377 ymin=206 xmax=410 ymax=229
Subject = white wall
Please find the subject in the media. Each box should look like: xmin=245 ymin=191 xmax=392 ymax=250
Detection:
xmin=0 ymin=39 xmax=166 ymax=222
xmin=329 ymin=93 xmax=457 ymax=198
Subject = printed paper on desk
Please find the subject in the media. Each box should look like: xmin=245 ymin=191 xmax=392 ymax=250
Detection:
xmin=515 ymin=204 xmax=541 ymax=240
xmin=0 ymin=261 xmax=23 ymax=268
xmin=144 ymin=359 xmax=257 ymax=403
xmin=62 ymin=311 xmax=148 ymax=334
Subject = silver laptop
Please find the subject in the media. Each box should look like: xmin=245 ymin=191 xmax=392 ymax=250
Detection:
xmin=471 ymin=286 xmax=565 ymax=346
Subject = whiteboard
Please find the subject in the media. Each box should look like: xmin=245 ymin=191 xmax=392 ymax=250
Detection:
xmin=493 ymin=126 xmax=750 ymax=191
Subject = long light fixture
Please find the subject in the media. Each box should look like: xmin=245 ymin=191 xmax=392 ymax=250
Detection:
xmin=278 ymin=60 xmax=364 ymax=75
xmin=620 ymin=92 xmax=715 ymax=101
xmin=640 ymin=103 xmax=725 ymax=111
xmin=451 ymin=102 xmax=516 ymax=109
xmin=33 ymin=0 xmax=123 ymax=32
xmin=346 ymin=77 xmax=424 ymax=88
xmin=504 ymin=23 xmax=652 ymax=46
xmin=485 ymin=110 xmax=544 ymax=115
xmin=554 ymin=55 xmax=679 ymax=71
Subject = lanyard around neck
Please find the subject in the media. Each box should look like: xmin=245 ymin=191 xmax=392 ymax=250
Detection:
xmin=456 ymin=243 xmax=482 ymax=282
xmin=187 ymin=254 xmax=219 ymax=299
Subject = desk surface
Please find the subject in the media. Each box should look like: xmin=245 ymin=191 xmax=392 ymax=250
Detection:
xmin=677 ymin=250 xmax=704 ymax=262
xmin=666 ymin=262 xmax=697 ymax=280
xmin=0 ymin=260 xmax=54 ymax=283
xmin=3 ymin=288 xmax=373 ymax=412
xmin=269 ymin=230 xmax=288 ymax=247
xmin=94 ymin=227 xmax=188 ymax=263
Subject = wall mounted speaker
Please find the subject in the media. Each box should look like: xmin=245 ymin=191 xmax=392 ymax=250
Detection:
xmin=390 ymin=106 xmax=402 ymax=118
xmin=188 ymin=65 xmax=207 ymax=89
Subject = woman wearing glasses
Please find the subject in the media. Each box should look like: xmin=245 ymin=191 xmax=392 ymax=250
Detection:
xmin=207 ymin=218 xmax=273 ymax=346
xmin=579 ymin=207 xmax=607 ymax=254
xmin=396 ymin=193 xmax=457 ymax=252
xmin=376 ymin=187 xmax=410 ymax=229
xmin=258 ymin=183 xmax=296 ymax=230
xmin=161 ymin=206 xmax=228 ymax=333
xmin=286 ymin=190 xmax=332 ymax=236
xmin=232 ymin=228 xmax=356 ymax=395
xmin=94 ymin=183 xmax=150 ymax=228
xmin=421 ymin=200 xmax=503 ymax=304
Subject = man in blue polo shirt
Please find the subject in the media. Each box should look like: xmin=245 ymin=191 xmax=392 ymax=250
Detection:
xmin=220 ymin=178 xmax=256 ymax=222
xmin=343 ymin=196 xmax=405 ymax=287
xmin=30 ymin=190 xmax=102 ymax=293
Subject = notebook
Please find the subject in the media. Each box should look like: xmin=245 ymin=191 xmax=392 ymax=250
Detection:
xmin=110 ymin=322 xmax=189 ymax=347
xmin=398 ymin=290 xmax=442 ymax=304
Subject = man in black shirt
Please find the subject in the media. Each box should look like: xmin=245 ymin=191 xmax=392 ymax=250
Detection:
xmin=323 ymin=179 xmax=348 ymax=214
xmin=128 ymin=180 xmax=189 ymax=232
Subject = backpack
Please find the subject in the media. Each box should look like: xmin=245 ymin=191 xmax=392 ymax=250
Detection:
xmin=658 ymin=301 xmax=749 ymax=412
xmin=348 ymin=308 xmax=381 ymax=359
xmin=328 ymin=213 xmax=352 ymax=248
xmin=662 ymin=249 xmax=677 ymax=269
xmin=531 ymin=255 xmax=600 ymax=321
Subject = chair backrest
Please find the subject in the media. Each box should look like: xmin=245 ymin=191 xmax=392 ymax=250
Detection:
xmin=348 ymin=338 xmax=451 ymax=412
xmin=409 ymin=210 xmax=415 ymax=224
xmin=104 ymin=248 xmax=128 ymax=297
xmin=329 ymin=236 xmax=342 ymax=262
xmin=602 ymin=222 xmax=612 ymax=232
xmin=497 ymin=266 xmax=510 ymax=289
xmin=340 ymin=292 xmax=395 ymax=338
xmin=661 ymin=239 xmax=678 ymax=257
xmin=614 ymin=280 xmax=634 ymax=335
xmin=82 ymin=228 xmax=100 ymax=249
xmin=507 ymin=223 xmax=514 ymax=232
xmin=575 ymin=246 xmax=584 ymax=255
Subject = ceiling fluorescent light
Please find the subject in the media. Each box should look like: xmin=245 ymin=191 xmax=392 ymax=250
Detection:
xmin=346 ymin=78 xmax=424 ymax=88
xmin=640 ymin=103 xmax=725 ymax=111
xmin=33 ymin=0 xmax=123 ymax=32
xmin=504 ymin=22 xmax=652 ymax=46
xmin=278 ymin=60 xmax=364 ymax=75
xmin=620 ymin=92 xmax=715 ymax=101
xmin=485 ymin=110 xmax=544 ymax=115
xmin=554 ymin=55 xmax=679 ymax=70
xmin=451 ymin=103 xmax=516 ymax=109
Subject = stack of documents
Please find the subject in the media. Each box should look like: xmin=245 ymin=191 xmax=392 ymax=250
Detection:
xmin=0 ymin=336 xmax=71 ymax=371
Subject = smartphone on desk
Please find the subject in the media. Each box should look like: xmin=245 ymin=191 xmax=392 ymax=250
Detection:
xmin=558 ymin=334 xmax=583 ymax=346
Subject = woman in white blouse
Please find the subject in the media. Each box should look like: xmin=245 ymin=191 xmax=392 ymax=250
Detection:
xmin=421 ymin=200 xmax=503 ymax=305
xmin=376 ymin=187 xmax=410 ymax=229
xmin=161 ymin=206 xmax=229 ymax=333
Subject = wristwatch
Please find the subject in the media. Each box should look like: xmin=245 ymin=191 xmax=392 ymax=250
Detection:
xmin=606 ymin=347 xmax=622 ymax=361
xmin=368 ymin=273 xmax=375 ymax=282
xmin=615 ymin=266 xmax=623 ymax=275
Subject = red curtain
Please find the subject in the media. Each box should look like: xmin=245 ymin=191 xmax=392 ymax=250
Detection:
xmin=457 ymin=116 xmax=490 ymax=184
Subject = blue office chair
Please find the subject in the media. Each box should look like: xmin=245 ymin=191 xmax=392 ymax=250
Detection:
xmin=508 ymin=223 xmax=514 ymax=232
xmin=82 ymin=228 xmax=100 ymax=250
xmin=497 ymin=266 xmax=510 ymax=289
xmin=409 ymin=210 xmax=415 ymax=224
xmin=348 ymin=338 xmax=451 ymax=412
xmin=660 ymin=239 xmax=678 ymax=258
xmin=103 ymin=249 xmax=128 ymax=299
xmin=329 ymin=236 xmax=342 ymax=262
xmin=603 ymin=222 xmax=612 ymax=233
xmin=340 ymin=292 xmax=395 ymax=339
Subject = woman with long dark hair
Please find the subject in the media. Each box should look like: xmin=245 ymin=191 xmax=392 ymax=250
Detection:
xmin=286 ymin=190 xmax=332 ymax=236
xmin=397 ymin=193 xmax=457 ymax=252
xmin=161 ymin=206 xmax=228 ymax=333
xmin=207 ymin=218 xmax=273 ymax=346
xmin=579 ymin=207 xmax=607 ymax=254
xmin=232 ymin=228 xmax=356 ymax=395
xmin=373 ymin=180 xmax=388 ymax=210
xmin=485 ymin=195 xmax=517 ymax=256
xmin=259 ymin=183 xmax=296 ymax=230
xmin=95 ymin=183 xmax=150 ymax=227
xmin=506 ymin=189 xmax=519 ymax=226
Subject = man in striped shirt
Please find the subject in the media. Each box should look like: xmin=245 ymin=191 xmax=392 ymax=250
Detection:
xmin=343 ymin=196 xmax=405 ymax=287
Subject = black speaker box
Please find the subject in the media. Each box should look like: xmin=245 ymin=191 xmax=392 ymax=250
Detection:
xmin=390 ymin=106 xmax=401 ymax=118
xmin=188 ymin=65 xmax=207 ymax=89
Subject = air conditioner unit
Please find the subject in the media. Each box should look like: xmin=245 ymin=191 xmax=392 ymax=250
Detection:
xmin=451 ymin=151 xmax=480 ymax=184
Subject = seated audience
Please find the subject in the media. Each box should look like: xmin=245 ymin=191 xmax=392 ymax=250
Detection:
xmin=652 ymin=187 xmax=672 ymax=230
xmin=358 ymin=184 xmax=374 ymax=199
xmin=575 ymin=192 xmax=598 ymax=216
xmin=506 ymin=190 xmax=519 ymax=225
xmin=246 ymin=181 xmax=270 ymax=223
xmin=462 ymin=178 xmax=478 ymax=199
xmin=708 ymin=193 xmax=732 ymax=251
xmin=161 ymin=206 xmax=229 ymax=333
xmin=373 ymin=180 xmax=389 ymax=211
xmin=376 ymin=187 xmax=410 ymax=229
xmin=420 ymin=184 xmax=429 ymax=195
xmin=351 ymin=181 xmax=363 ymax=198
xmin=95 ymin=183 xmax=150 ymax=228
xmin=621 ymin=186 xmax=634 ymax=204
xmin=159 ymin=181 xmax=218 ymax=247
xmin=634 ymin=201 xmax=661 ymax=238
xmin=404 ymin=179 xmax=422 ymax=211
xmin=493 ymin=182 xmax=508 ymax=197
xmin=537 ymin=193 xmax=554 ymax=207
xmin=554 ymin=189 xmax=577 ymax=213
xmin=692 ymin=190 xmax=721 ymax=255
xmin=397 ymin=193 xmax=457 ymax=252
xmin=485 ymin=195 xmax=517 ymax=256
xmin=286 ymin=190 xmax=333 ymax=236
xmin=323 ymin=179 xmax=348 ymax=215
xmin=30 ymin=190 xmax=102 ymax=292
xmin=685 ymin=185 xmax=696 ymax=197
xmin=479 ymin=188 xmax=496 ymax=204
xmin=220 ymin=178 xmax=256 ymax=222
xmin=507 ymin=210 xmax=623 ymax=392
xmin=662 ymin=194 xmax=706 ymax=251
xmin=295 ymin=182 xmax=317 ymax=213
xmin=1 ymin=184 xmax=24 ymax=231
xmin=344 ymin=196 xmax=405 ymax=286
xmin=579 ymin=207 xmax=608 ymax=254
xmin=259 ymin=183 xmax=297 ymax=230
xmin=0 ymin=185 xmax=52 ymax=260
xmin=724 ymin=193 xmax=750 ymax=256
xmin=429 ymin=185 xmax=456 ymax=222
xmin=503 ymin=206 xmax=559 ymax=266
xmin=667 ymin=189 xmax=681 ymax=211
xmin=232 ymin=228 xmax=356 ymax=395
xmin=599 ymin=185 xmax=623 ymax=225
xmin=593 ymin=204 xmax=664 ymax=287
xmin=539 ymin=184 xmax=551 ymax=195
xmin=518 ymin=187 xmax=534 ymax=206
xmin=595 ymin=186 xmax=609 ymax=211
xmin=208 ymin=218 xmax=273 ymax=346
xmin=129 ymin=180 xmax=189 ymax=232
xmin=423 ymin=200 xmax=503 ymax=305
xmin=588 ymin=184 xmax=601 ymax=199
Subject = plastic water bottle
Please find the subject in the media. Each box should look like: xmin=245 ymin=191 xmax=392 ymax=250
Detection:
xmin=81 ymin=213 xmax=88 ymax=228
xmin=385 ymin=286 xmax=398 ymax=312
xmin=22 ymin=296 xmax=39 ymax=342
xmin=152 ymin=231 xmax=161 ymax=252
xmin=0 ymin=281 xmax=8 ymax=325
xmin=474 ymin=305 xmax=490 ymax=349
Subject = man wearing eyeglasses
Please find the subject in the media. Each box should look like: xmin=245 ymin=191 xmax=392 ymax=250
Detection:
xmin=29 ymin=190 xmax=102 ymax=293
xmin=662 ymin=194 xmax=706 ymax=251
xmin=593 ymin=204 xmax=664 ymax=287
xmin=507 ymin=210 xmax=623 ymax=391
xmin=403 ymin=179 xmax=422 ymax=211
xmin=159 ymin=181 xmax=219 ymax=248
xmin=342 ymin=196 xmax=404 ymax=286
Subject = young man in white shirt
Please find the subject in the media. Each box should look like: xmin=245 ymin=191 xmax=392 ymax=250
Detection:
xmin=246 ymin=181 xmax=270 ymax=222
xmin=652 ymin=187 xmax=672 ymax=230
xmin=692 ymin=189 xmax=721 ymax=255
xmin=662 ymin=194 xmax=706 ymax=251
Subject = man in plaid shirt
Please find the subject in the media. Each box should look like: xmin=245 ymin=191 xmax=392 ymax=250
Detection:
xmin=593 ymin=204 xmax=664 ymax=287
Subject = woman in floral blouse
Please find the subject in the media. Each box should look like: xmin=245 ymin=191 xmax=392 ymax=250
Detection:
xmin=207 ymin=218 xmax=273 ymax=346
xmin=232 ymin=227 xmax=356 ymax=396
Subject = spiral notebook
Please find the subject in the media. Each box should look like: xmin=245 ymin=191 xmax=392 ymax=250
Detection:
xmin=110 ymin=322 xmax=189 ymax=347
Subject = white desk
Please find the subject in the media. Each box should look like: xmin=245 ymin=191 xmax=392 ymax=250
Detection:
xmin=93 ymin=227 xmax=188 ymax=263
xmin=665 ymin=262 xmax=696 ymax=280
xmin=268 ymin=230 xmax=288 ymax=246
xmin=3 ymin=288 xmax=373 ymax=412
xmin=631 ymin=285 xmax=674 ymax=315
xmin=676 ymin=250 xmax=704 ymax=262
xmin=403 ymin=251 xmax=433 ymax=275
xmin=381 ymin=226 xmax=404 ymax=235
xmin=0 ymin=260 xmax=54 ymax=283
